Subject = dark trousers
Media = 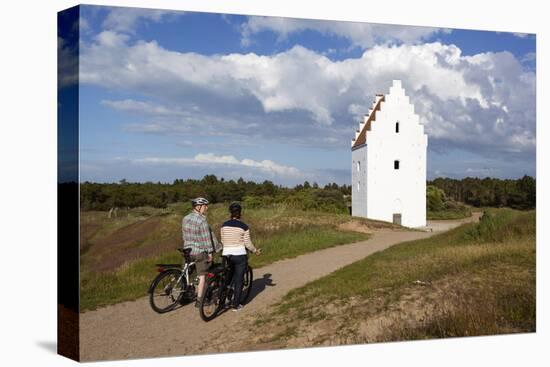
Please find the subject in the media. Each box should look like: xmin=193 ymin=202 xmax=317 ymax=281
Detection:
xmin=227 ymin=255 xmax=247 ymax=307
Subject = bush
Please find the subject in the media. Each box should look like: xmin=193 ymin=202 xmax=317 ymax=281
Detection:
xmin=283 ymin=189 xmax=347 ymax=214
xmin=427 ymin=185 xmax=471 ymax=219
xmin=243 ymin=195 xmax=274 ymax=209
xmin=427 ymin=185 xmax=446 ymax=212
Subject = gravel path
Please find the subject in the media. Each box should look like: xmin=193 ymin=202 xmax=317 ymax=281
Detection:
xmin=80 ymin=213 xmax=481 ymax=361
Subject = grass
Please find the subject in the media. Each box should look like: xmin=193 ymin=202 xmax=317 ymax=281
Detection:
xmin=279 ymin=208 xmax=533 ymax=309
xmin=250 ymin=225 xmax=369 ymax=268
xmin=80 ymin=203 xmax=371 ymax=311
xmin=427 ymin=207 xmax=472 ymax=220
xmin=380 ymin=266 xmax=535 ymax=341
xmin=253 ymin=208 xmax=535 ymax=344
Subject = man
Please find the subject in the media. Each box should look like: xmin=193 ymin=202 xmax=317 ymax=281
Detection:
xmin=182 ymin=197 xmax=220 ymax=307
xmin=220 ymin=202 xmax=261 ymax=311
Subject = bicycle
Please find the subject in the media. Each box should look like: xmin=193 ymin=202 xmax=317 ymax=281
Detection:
xmin=148 ymin=248 xmax=198 ymax=313
xmin=199 ymin=256 xmax=253 ymax=321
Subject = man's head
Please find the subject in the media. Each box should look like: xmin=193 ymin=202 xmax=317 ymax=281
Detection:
xmin=229 ymin=202 xmax=242 ymax=219
xmin=192 ymin=197 xmax=209 ymax=215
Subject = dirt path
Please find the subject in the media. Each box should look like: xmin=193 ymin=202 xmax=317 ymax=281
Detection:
xmin=80 ymin=213 xmax=481 ymax=361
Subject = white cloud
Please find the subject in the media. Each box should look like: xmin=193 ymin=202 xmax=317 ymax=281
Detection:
xmin=80 ymin=17 xmax=90 ymax=32
xmin=521 ymin=52 xmax=536 ymax=63
xmin=101 ymin=99 xmax=187 ymax=116
xmin=81 ymin=31 xmax=535 ymax=159
xmin=103 ymin=98 xmax=256 ymax=138
xmin=102 ymin=7 xmax=180 ymax=34
xmin=82 ymin=37 xmax=341 ymax=125
xmin=241 ymin=16 xmax=448 ymax=49
xmin=133 ymin=153 xmax=303 ymax=178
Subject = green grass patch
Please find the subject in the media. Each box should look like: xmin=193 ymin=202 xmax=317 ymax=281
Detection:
xmin=249 ymin=226 xmax=369 ymax=268
xmin=274 ymin=208 xmax=535 ymax=323
xmin=427 ymin=208 xmax=472 ymax=220
xmin=462 ymin=208 xmax=535 ymax=243
xmin=80 ymin=252 xmax=180 ymax=311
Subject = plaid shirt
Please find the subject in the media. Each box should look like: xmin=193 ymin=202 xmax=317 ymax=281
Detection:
xmin=182 ymin=211 xmax=220 ymax=255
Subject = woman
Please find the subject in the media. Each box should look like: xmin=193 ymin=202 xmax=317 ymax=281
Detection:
xmin=220 ymin=202 xmax=261 ymax=311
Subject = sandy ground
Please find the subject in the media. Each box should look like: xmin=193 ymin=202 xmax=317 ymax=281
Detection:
xmin=79 ymin=212 xmax=481 ymax=362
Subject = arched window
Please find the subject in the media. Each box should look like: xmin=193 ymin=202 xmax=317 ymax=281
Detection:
xmin=356 ymin=161 xmax=361 ymax=172
xmin=395 ymin=121 xmax=399 ymax=133
xmin=394 ymin=160 xmax=400 ymax=170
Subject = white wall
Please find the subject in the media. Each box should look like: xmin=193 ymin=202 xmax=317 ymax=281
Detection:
xmin=351 ymin=145 xmax=368 ymax=217
xmin=352 ymin=80 xmax=427 ymax=227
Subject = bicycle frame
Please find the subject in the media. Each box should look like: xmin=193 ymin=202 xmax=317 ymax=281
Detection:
xmin=149 ymin=259 xmax=197 ymax=295
xmin=181 ymin=261 xmax=197 ymax=291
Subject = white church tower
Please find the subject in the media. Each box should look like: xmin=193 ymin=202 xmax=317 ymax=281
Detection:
xmin=351 ymin=80 xmax=428 ymax=228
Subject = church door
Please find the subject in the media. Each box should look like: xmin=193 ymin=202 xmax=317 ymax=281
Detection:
xmin=392 ymin=213 xmax=402 ymax=225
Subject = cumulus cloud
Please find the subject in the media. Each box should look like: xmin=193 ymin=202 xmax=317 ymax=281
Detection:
xmin=240 ymin=16 xmax=449 ymax=49
xmin=102 ymin=7 xmax=181 ymax=34
xmin=81 ymin=31 xmax=535 ymax=161
xmin=133 ymin=153 xmax=303 ymax=178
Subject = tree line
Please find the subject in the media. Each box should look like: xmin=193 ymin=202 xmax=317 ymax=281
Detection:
xmin=80 ymin=175 xmax=352 ymax=213
xmin=78 ymin=174 xmax=536 ymax=212
xmin=428 ymin=175 xmax=535 ymax=210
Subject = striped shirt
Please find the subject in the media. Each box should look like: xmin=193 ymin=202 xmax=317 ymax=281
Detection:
xmin=182 ymin=211 xmax=220 ymax=255
xmin=220 ymin=219 xmax=257 ymax=256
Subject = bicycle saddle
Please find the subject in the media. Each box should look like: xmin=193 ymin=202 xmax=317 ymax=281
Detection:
xmin=178 ymin=248 xmax=193 ymax=256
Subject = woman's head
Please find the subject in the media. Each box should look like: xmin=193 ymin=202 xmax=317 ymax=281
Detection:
xmin=229 ymin=202 xmax=242 ymax=219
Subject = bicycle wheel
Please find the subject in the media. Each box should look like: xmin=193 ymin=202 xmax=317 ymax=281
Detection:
xmin=199 ymin=277 xmax=223 ymax=322
xmin=240 ymin=266 xmax=253 ymax=304
xmin=149 ymin=269 xmax=186 ymax=313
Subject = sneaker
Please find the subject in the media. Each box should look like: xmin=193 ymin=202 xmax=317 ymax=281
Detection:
xmin=195 ymin=298 xmax=202 ymax=308
xmin=231 ymin=304 xmax=244 ymax=312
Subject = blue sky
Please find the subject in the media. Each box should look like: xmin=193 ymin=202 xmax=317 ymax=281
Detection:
xmin=63 ymin=5 xmax=536 ymax=185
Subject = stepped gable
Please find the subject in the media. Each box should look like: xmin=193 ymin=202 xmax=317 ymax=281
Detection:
xmin=351 ymin=93 xmax=385 ymax=149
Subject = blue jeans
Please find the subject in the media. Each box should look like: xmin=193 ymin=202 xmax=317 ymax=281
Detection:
xmin=227 ymin=255 xmax=247 ymax=307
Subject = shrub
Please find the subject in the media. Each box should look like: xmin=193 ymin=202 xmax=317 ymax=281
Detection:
xmin=427 ymin=185 xmax=446 ymax=212
xmin=243 ymin=195 xmax=274 ymax=209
